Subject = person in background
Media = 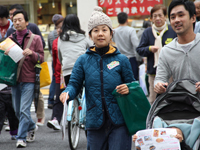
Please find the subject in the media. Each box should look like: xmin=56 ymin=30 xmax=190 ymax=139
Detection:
xmin=137 ymin=20 xmax=151 ymax=41
xmin=136 ymin=4 xmax=177 ymax=105
xmin=0 ymin=5 xmax=13 ymax=38
xmin=58 ymin=14 xmax=92 ymax=86
xmin=0 ymin=37 xmax=19 ymax=140
xmin=136 ymin=20 xmax=152 ymax=68
xmin=6 ymin=4 xmax=45 ymax=126
xmin=7 ymin=4 xmax=45 ymax=48
xmin=47 ymin=14 xmax=63 ymax=109
xmin=47 ymin=17 xmax=64 ymax=130
xmin=194 ymin=0 xmax=200 ymax=21
xmin=60 ymin=6 xmax=135 ymax=150
xmin=154 ymin=0 xmax=200 ymax=94
xmin=0 ymin=5 xmax=18 ymax=139
xmin=8 ymin=10 xmax=44 ymax=148
xmin=194 ymin=0 xmax=200 ymax=33
xmin=113 ymin=12 xmax=139 ymax=80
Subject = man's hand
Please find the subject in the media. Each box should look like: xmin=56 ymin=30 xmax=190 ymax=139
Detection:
xmin=150 ymin=46 xmax=159 ymax=53
xmin=60 ymin=92 xmax=69 ymax=104
xmin=23 ymin=48 xmax=33 ymax=56
xmin=154 ymin=82 xmax=168 ymax=94
xmin=116 ymin=84 xmax=129 ymax=95
xmin=195 ymin=82 xmax=200 ymax=92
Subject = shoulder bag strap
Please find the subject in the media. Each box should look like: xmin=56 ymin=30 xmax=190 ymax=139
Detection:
xmin=17 ymin=33 xmax=35 ymax=80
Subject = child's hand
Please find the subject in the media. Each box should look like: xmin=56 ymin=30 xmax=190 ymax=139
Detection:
xmin=132 ymin=134 xmax=138 ymax=142
xmin=175 ymin=133 xmax=183 ymax=142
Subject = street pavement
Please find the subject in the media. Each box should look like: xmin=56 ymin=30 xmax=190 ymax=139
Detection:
xmin=0 ymin=108 xmax=87 ymax=150
xmin=0 ymin=107 xmax=136 ymax=150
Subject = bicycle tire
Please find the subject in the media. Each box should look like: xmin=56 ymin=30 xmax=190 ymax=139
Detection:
xmin=68 ymin=98 xmax=80 ymax=150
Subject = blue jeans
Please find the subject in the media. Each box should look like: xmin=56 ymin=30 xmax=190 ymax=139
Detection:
xmin=48 ymin=61 xmax=56 ymax=105
xmin=12 ymin=82 xmax=36 ymax=141
xmin=87 ymin=119 xmax=132 ymax=150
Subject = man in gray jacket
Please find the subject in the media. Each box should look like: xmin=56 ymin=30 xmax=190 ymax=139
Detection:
xmin=154 ymin=0 xmax=200 ymax=94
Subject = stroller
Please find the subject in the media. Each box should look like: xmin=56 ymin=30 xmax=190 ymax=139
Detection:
xmin=146 ymin=79 xmax=200 ymax=150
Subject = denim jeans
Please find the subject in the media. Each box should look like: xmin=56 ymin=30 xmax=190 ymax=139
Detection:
xmin=48 ymin=61 xmax=56 ymax=105
xmin=87 ymin=119 xmax=132 ymax=150
xmin=12 ymin=82 xmax=36 ymax=141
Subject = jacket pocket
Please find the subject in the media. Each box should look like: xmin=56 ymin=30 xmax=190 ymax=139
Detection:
xmin=87 ymin=104 xmax=96 ymax=111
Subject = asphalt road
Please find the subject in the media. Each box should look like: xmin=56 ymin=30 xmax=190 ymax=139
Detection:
xmin=0 ymin=109 xmax=87 ymax=150
xmin=1 ymin=106 xmax=136 ymax=150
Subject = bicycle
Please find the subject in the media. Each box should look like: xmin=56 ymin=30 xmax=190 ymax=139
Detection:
xmin=67 ymin=85 xmax=87 ymax=150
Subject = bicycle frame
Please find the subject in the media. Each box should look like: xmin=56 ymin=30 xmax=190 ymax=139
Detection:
xmin=67 ymin=86 xmax=86 ymax=127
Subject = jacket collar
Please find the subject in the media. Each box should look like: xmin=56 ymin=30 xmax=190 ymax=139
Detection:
xmin=88 ymin=45 xmax=120 ymax=55
xmin=155 ymin=24 xmax=169 ymax=36
xmin=165 ymin=32 xmax=200 ymax=51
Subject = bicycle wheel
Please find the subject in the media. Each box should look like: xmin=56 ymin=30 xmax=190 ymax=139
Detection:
xmin=68 ymin=99 xmax=80 ymax=150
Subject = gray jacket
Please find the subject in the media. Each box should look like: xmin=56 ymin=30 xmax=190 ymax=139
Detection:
xmin=155 ymin=33 xmax=200 ymax=85
xmin=58 ymin=32 xmax=92 ymax=76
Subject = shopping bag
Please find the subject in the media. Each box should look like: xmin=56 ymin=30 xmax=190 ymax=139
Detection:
xmin=112 ymin=81 xmax=151 ymax=135
xmin=40 ymin=62 xmax=51 ymax=88
xmin=0 ymin=49 xmax=17 ymax=85
xmin=139 ymin=64 xmax=148 ymax=95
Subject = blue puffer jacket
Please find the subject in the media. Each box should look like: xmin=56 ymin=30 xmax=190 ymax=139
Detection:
xmin=136 ymin=25 xmax=177 ymax=75
xmin=64 ymin=45 xmax=135 ymax=130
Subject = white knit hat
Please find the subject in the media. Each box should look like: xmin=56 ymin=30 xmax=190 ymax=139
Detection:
xmin=88 ymin=6 xmax=112 ymax=32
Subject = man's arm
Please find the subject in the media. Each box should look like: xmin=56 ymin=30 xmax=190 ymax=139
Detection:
xmin=136 ymin=30 xmax=153 ymax=57
xmin=154 ymin=48 xmax=171 ymax=94
xmin=29 ymin=35 xmax=44 ymax=64
xmin=130 ymin=28 xmax=139 ymax=51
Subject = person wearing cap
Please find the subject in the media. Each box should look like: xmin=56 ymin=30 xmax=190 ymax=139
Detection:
xmin=47 ymin=14 xmax=63 ymax=109
xmin=60 ymin=6 xmax=134 ymax=150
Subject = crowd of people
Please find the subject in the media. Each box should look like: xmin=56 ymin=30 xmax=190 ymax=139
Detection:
xmin=0 ymin=0 xmax=200 ymax=149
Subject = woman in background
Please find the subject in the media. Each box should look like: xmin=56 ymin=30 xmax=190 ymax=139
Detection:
xmin=58 ymin=14 xmax=92 ymax=86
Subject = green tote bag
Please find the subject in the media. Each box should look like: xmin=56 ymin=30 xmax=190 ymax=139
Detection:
xmin=112 ymin=81 xmax=151 ymax=135
xmin=0 ymin=50 xmax=18 ymax=85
